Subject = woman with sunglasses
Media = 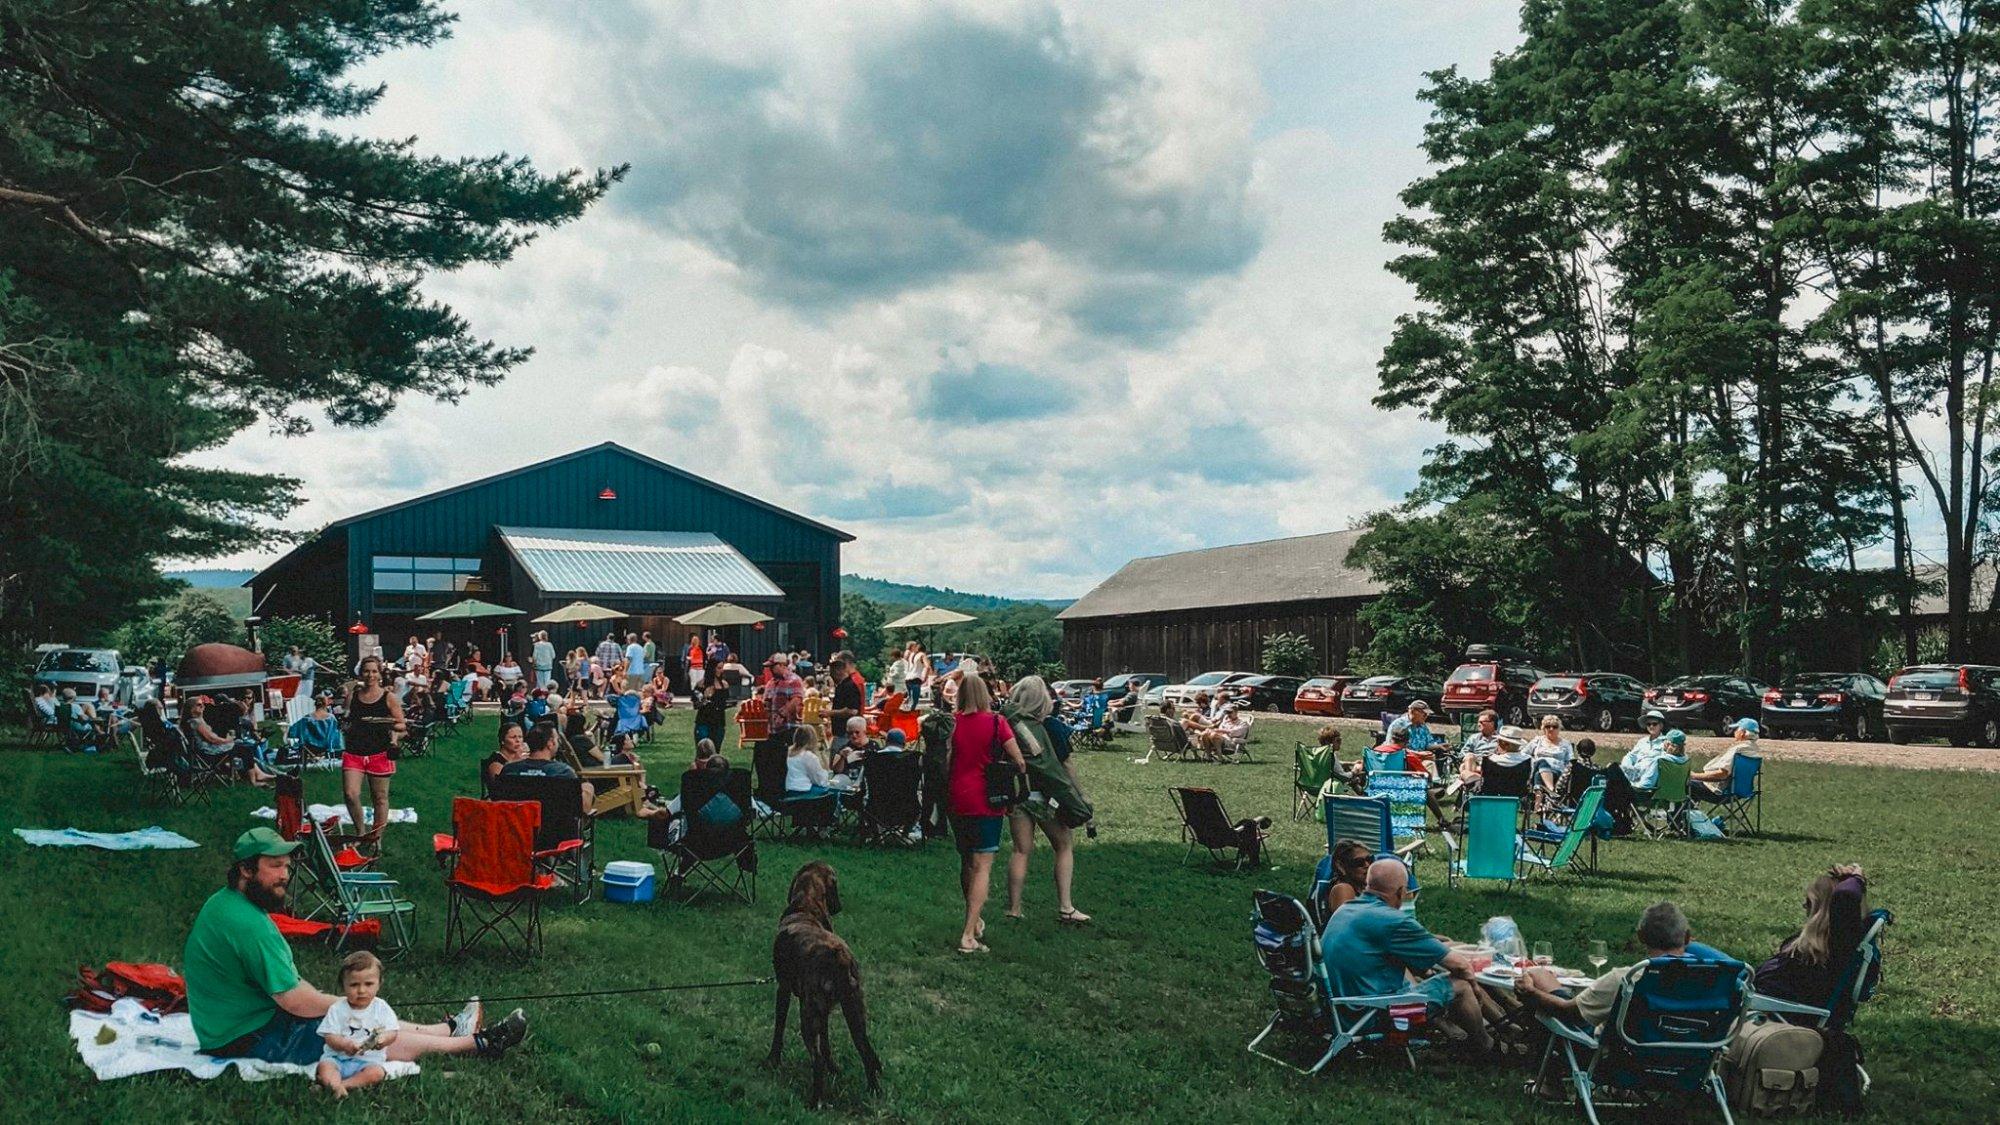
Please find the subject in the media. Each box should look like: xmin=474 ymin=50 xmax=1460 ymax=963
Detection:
xmin=342 ymin=655 xmax=405 ymax=849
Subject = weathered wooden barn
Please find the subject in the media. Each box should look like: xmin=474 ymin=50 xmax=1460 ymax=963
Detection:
xmin=1058 ymin=529 xmax=1382 ymax=681
xmin=248 ymin=443 xmax=850 ymax=665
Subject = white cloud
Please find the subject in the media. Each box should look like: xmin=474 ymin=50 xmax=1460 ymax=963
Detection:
xmin=189 ymin=1 xmax=1523 ymax=598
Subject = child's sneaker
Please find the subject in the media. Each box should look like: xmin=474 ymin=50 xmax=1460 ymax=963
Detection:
xmin=449 ymin=997 xmax=483 ymax=1038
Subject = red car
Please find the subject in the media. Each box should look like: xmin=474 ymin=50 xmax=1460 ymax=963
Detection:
xmin=1443 ymin=657 xmax=1545 ymax=727
xmin=1294 ymin=675 xmax=1359 ymax=716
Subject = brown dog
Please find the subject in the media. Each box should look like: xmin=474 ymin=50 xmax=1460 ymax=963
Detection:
xmin=767 ymin=860 xmax=882 ymax=1106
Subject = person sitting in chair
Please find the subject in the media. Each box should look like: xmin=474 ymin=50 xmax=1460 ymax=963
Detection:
xmin=286 ymin=694 xmax=344 ymax=764
xmin=32 ymin=682 xmax=58 ymax=729
xmin=1752 ymin=864 xmax=1871 ymax=1015
xmin=1456 ymin=725 xmax=1528 ymax=796
xmin=1387 ymin=699 xmax=1442 ymax=755
xmin=1108 ymin=680 xmax=1143 ymax=724
xmin=1513 ymin=901 xmax=1720 ymax=1031
xmin=1319 ymin=859 xmax=1493 ymax=1055
xmin=500 ymin=725 xmax=594 ymax=808
xmin=1691 ymin=719 xmax=1756 ymax=802
xmin=186 ymin=827 xmax=526 ymax=1069
xmin=186 ymin=695 xmax=276 ymax=786
xmin=831 ymin=715 xmax=879 ymax=775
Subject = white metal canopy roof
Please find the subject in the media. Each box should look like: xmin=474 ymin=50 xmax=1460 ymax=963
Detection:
xmin=496 ymin=527 xmax=784 ymax=600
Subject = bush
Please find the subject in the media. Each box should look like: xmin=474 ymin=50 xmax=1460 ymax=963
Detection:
xmin=1260 ymin=632 xmax=1317 ymax=678
xmin=258 ymin=616 xmax=344 ymax=672
xmin=1034 ymin=661 xmax=1068 ymax=684
xmin=108 ymin=589 xmax=241 ymax=667
xmin=1873 ymin=627 xmax=1949 ymax=675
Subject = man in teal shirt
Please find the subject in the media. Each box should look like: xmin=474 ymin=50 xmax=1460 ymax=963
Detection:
xmin=186 ymin=827 xmax=527 ymax=1064
xmin=1318 ymin=859 xmax=1492 ymax=1053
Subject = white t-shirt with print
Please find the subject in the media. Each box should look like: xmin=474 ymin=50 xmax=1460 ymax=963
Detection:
xmin=317 ymin=997 xmax=399 ymax=1063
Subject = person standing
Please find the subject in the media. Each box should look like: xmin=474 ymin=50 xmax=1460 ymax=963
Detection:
xmin=1000 ymin=677 xmax=1089 ymax=925
xmin=624 ymin=632 xmax=647 ymax=683
xmin=686 ymin=633 xmax=707 ymax=692
xmin=827 ymin=652 xmax=866 ymax=730
xmin=641 ymin=632 xmax=657 ymax=681
xmin=948 ymin=674 xmax=1028 ymax=955
xmin=595 ymin=632 xmax=621 ymax=678
xmin=764 ymin=652 xmax=806 ymax=731
xmin=341 ymin=656 xmax=404 ymax=847
xmin=531 ymin=631 xmax=556 ymax=691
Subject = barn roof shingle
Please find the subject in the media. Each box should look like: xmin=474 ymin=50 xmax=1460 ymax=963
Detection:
xmin=1057 ymin=529 xmax=1382 ymax=621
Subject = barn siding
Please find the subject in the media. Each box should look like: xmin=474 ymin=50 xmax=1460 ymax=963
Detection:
xmin=1060 ymin=597 xmax=1373 ymax=681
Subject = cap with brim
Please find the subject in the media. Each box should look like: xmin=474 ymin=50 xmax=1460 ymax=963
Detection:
xmin=1666 ymin=729 xmax=1687 ymax=745
xmin=233 ymin=826 xmax=300 ymax=861
xmin=1643 ymin=710 xmax=1665 ymax=723
xmin=1409 ymin=700 xmax=1430 ymax=712
xmin=1733 ymin=717 xmax=1760 ymax=735
xmin=1496 ymin=726 xmax=1526 ymax=747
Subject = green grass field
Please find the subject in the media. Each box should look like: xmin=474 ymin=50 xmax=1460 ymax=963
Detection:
xmin=3 ymin=713 xmax=1997 ymax=1122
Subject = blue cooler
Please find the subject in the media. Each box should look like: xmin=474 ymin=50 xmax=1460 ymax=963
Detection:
xmin=602 ymin=860 xmax=656 ymax=903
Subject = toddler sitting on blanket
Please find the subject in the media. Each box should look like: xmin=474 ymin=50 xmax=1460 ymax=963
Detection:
xmin=317 ymin=952 xmax=399 ymax=1099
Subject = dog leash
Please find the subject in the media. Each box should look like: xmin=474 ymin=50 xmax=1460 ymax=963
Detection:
xmin=400 ymin=977 xmax=770 ymax=1008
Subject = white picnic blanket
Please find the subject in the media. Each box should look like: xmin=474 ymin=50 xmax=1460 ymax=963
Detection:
xmin=251 ymin=804 xmax=418 ymax=827
xmin=15 ymin=827 xmax=200 ymax=850
xmin=70 ymin=1002 xmax=419 ymax=1083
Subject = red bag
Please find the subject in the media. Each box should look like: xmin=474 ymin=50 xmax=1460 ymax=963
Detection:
xmin=67 ymin=962 xmax=188 ymax=1014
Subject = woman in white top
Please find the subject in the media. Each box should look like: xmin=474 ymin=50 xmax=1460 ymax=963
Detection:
xmin=1524 ymin=715 xmax=1573 ymax=798
xmin=494 ymin=653 xmax=525 ymax=687
xmin=784 ymin=724 xmax=834 ymax=798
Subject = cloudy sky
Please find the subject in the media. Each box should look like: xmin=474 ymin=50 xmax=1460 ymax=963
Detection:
xmin=198 ymin=0 xmax=1525 ymax=598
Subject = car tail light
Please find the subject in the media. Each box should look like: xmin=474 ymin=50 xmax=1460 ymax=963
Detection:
xmin=1960 ymin=667 xmax=1971 ymax=693
xmin=1886 ymin=671 xmax=1899 ymax=690
xmin=1643 ymin=688 xmax=1657 ymax=700
xmin=1574 ymin=678 xmax=1590 ymax=697
xmin=1373 ymin=687 xmax=1390 ymax=697
xmin=1683 ymin=690 xmax=1709 ymax=702
xmin=1817 ymin=692 xmax=1845 ymax=704
xmin=1763 ymin=689 xmax=1781 ymax=703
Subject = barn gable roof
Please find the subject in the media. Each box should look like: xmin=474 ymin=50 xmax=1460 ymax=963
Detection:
xmin=1058 ymin=529 xmax=1382 ymax=621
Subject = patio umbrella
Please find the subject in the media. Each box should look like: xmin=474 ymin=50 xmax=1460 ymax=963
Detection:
xmin=414 ymin=598 xmax=524 ymax=621
xmin=673 ymin=601 xmax=774 ymax=627
xmin=531 ymin=601 xmax=625 ymax=625
xmin=883 ymin=605 xmax=977 ymax=629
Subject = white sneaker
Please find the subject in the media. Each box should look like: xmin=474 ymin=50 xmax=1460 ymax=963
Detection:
xmin=449 ymin=997 xmax=483 ymax=1037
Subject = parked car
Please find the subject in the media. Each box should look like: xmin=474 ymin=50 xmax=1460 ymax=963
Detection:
xmin=1051 ymin=679 xmax=1098 ymax=701
xmin=1340 ymin=674 xmax=1445 ymax=721
xmin=1229 ymin=674 xmax=1307 ymax=713
xmin=1642 ymin=674 xmax=1768 ymax=736
xmin=1294 ymin=674 xmax=1360 ymax=716
xmin=1160 ymin=671 xmax=1257 ymax=709
xmin=1442 ymin=653 xmax=1545 ymax=727
xmin=32 ymin=647 xmax=154 ymax=708
xmin=1101 ymin=672 xmax=1168 ymax=698
xmin=1883 ymin=664 xmax=2000 ymax=747
xmin=1527 ymin=672 xmax=1649 ymax=733
xmin=1761 ymin=672 xmax=1887 ymax=741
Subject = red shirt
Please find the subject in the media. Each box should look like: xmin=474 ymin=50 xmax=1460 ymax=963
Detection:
xmin=948 ymin=710 xmax=1009 ymax=818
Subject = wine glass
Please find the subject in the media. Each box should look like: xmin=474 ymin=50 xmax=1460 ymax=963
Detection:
xmin=1532 ymin=941 xmax=1554 ymax=967
xmin=1587 ymin=940 xmax=1609 ymax=974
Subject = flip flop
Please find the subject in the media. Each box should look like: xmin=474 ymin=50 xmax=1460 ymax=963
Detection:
xmin=1057 ymin=909 xmax=1092 ymax=926
xmin=955 ymin=941 xmax=989 ymax=955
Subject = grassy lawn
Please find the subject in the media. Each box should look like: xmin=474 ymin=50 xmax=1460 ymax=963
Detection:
xmin=2 ymin=713 xmax=1997 ymax=1122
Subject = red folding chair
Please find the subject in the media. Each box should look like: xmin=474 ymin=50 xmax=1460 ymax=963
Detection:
xmin=440 ymin=797 xmax=554 ymax=958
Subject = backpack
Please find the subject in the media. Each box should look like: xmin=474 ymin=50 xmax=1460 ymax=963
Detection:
xmin=66 ymin=962 xmax=188 ymax=1015
xmin=1722 ymin=1017 xmax=1822 ymax=1116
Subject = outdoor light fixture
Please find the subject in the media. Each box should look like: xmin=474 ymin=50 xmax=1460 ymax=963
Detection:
xmin=753 ymin=621 xmax=766 ymax=631
xmin=598 ymin=485 xmax=617 ymax=500
xmin=832 ymin=627 xmax=848 ymax=639
xmin=347 ymin=620 xmax=369 ymax=635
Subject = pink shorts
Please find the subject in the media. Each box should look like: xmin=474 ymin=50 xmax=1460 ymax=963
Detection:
xmin=341 ymin=751 xmax=396 ymax=777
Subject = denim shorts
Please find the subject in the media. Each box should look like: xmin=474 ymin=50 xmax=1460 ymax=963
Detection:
xmin=205 ymin=1009 xmax=323 ymax=1066
xmin=328 ymin=1055 xmax=383 ymax=1080
xmin=1412 ymin=973 xmax=1457 ymax=1013
xmin=950 ymin=814 xmax=1003 ymax=855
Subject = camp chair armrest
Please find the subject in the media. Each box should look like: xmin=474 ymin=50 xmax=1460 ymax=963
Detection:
xmin=341 ymin=871 xmax=399 ymax=885
xmin=533 ymin=839 xmax=585 ymax=859
xmin=1746 ymin=993 xmax=1831 ymax=1020
xmin=1533 ymin=1012 xmax=1600 ymax=1049
xmin=1325 ymin=990 xmax=1434 ymax=1010
xmin=431 ymin=833 xmax=458 ymax=853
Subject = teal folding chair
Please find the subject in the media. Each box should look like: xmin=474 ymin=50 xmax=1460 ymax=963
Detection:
xmin=1519 ymin=781 xmax=1604 ymax=882
xmin=1712 ymin=753 xmax=1762 ymax=836
xmin=1364 ymin=746 xmax=1407 ymax=775
xmin=1293 ymin=742 xmax=1334 ymax=821
xmin=1637 ymin=759 xmax=1692 ymax=838
xmin=1445 ymin=795 xmax=1522 ymax=888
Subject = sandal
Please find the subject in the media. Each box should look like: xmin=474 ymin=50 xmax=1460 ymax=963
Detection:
xmin=1002 ymin=911 xmax=1024 ymax=921
xmin=1057 ymin=908 xmax=1092 ymax=926
xmin=955 ymin=940 xmax=989 ymax=955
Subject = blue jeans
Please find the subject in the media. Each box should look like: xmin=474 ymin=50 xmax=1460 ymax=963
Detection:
xmin=205 ymin=1009 xmax=322 ymax=1065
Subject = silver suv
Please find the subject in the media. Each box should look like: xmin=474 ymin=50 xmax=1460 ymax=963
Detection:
xmin=33 ymin=647 xmax=155 ymax=708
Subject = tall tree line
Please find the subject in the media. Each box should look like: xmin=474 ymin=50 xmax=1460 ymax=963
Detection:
xmin=0 ymin=1 xmax=619 ymax=659
xmin=1354 ymin=0 xmax=2000 ymax=679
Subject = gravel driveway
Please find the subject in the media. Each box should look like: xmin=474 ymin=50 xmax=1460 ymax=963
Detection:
xmin=1258 ymin=712 xmax=2000 ymax=773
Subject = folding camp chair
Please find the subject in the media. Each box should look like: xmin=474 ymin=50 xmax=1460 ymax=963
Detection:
xmin=56 ymin=700 xmax=101 ymax=754
xmin=750 ymin=737 xmax=835 ymax=839
xmin=1444 ymin=795 xmax=1523 ymax=888
xmin=441 ymin=797 xmax=553 ymax=958
xmin=854 ymin=752 xmax=924 ymax=845
xmin=1323 ymin=793 xmax=1425 ymax=863
xmin=398 ymin=719 xmax=434 ymax=760
xmin=1170 ymin=786 xmax=1266 ymax=869
xmin=1365 ymin=770 xmax=1432 ymax=856
xmin=486 ymin=774 xmax=595 ymax=904
xmin=1364 ymin=746 xmax=1408 ymax=776
xmin=1531 ymin=955 xmax=1748 ymax=1124
xmin=26 ymin=691 xmax=59 ymax=746
xmin=1146 ymin=715 xmax=1193 ymax=762
xmin=1110 ymin=701 xmax=1155 ymax=737
xmin=302 ymin=817 xmax=413 ymax=957
xmin=1746 ymin=909 xmax=1893 ymax=1096
xmin=1710 ymin=753 xmax=1762 ymax=836
xmin=1293 ymin=742 xmax=1335 ymax=821
xmin=1246 ymin=890 xmax=1437 ymax=1074
xmin=442 ymin=678 xmax=471 ymax=725
xmin=1519 ymin=780 xmax=1606 ymax=882
xmin=654 ymin=767 xmax=758 ymax=904
xmin=1479 ymin=756 xmax=1533 ymax=801
xmin=1636 ymin=759 xmax=1692 ymax=839
xmin=136 ymin=709 xmax=225 ymax=805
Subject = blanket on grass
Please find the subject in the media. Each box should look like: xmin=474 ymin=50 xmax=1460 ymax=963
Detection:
xmin=14 ymin=827 xmax=199 ymax=850
xmin=71 ymin=1003 xmax=419 ymax=1083
xmin=251 ymin=804 xmax=418 ymax=827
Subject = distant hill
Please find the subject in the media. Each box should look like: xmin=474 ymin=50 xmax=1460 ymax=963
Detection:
xmin=169 ymin=569 xmax=255 ymax=588
xmin=842 ymin=575 xmax=1070 ymax=612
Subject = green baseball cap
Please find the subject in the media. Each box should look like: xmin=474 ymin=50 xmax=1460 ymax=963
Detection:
xmin=233 ymin=826 xmax=300 ymax=861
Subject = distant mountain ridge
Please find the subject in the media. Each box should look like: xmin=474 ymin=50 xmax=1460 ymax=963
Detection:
xmin=843 ymin=575 xmax=1071 ymax=611
xmin=167 ymin=568 xmax=1071 ymax=612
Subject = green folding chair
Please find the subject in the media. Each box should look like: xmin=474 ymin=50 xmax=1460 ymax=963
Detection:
xmin=1519 ymin=781 xmax=1604 ymax=882
xmin=1638 ymin=758 xmax=1692 ymax=838
xmin=304 ymin=819 xmax=417 ymax=958
xmin=1293 ymin=742 xmax=1334 ymax=821
xmin=1445 ymin=795 xmax=1521 ymax=888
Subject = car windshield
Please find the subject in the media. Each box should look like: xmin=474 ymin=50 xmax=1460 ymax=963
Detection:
xmin=1895 ymin=670 xmax=1960 ymax=691
xmin=1537 ymin=676 xmax=1582 ymax=689
xmin=1186 ymin=672 xmax=1230 ymax=686
xmin=1662 ymin=676 xmax=1716 ymax=689
xmin=39 ymin=650 xmax=116 ymax=673
xmin=1354 ymin=677 xmax=1397 ymax=688
xmin=1448 ymin=665 xmax=1495 ymax=683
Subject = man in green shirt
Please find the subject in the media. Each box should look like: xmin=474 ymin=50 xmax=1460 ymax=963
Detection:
xmin=187 ymin=827 xmax=527 ymax=1065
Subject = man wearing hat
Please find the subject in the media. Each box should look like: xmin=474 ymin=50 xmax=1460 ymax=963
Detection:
xmin=1387 ymin=698 xmax=1443 ymax=755
xmin=762 ymin=651 xmax=805 ymax=730
xmin=184 ymin=827 xmax=527 ymax=1066
xmin=1691 ymin=718 xmax=1756 ymax=802
xmin=1455 ymin=724 xmax=1532 ymax=797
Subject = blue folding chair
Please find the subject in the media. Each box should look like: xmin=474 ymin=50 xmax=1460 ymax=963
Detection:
xmin=1533 ymin=955 xmax=1748 ymax=1124
xmin=1748 ymin=909 xmax=1893 ymax=1095
xmin=1445 ymin=795 xmax=1522 ymax=888
xmin=1364 ymin=746 xmax=1408 ymax=775
xmin=1365 ymin=769 xmax=1430 ymax=855
xmin=1322 ymin=793 xmax=1423 ymax=912
xmin=1247 ymin=890 xmax=1437 ymax=1074
xmin=1712 ymin=753 xmax=1762 ymax=836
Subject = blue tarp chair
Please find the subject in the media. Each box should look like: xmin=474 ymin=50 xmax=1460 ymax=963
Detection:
xmin=442 ymin=677 xmax=471 ymax=724
xmin=1533 ymin=954 xmax=1748 ymax=1124
xmin=1247 ymin=890 xmax=1435 ymax=1075
xmin=1711 ymin=753 xmax=1762 ymax=836
xmin=613 ymin=691 xmax=647 ymax=740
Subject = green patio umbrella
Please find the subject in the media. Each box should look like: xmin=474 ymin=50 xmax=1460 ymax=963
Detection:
xmin=673 ymin=601 xmax=774 ymax=627
xmin=415 ymin=598 xmax=524 ymax=621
